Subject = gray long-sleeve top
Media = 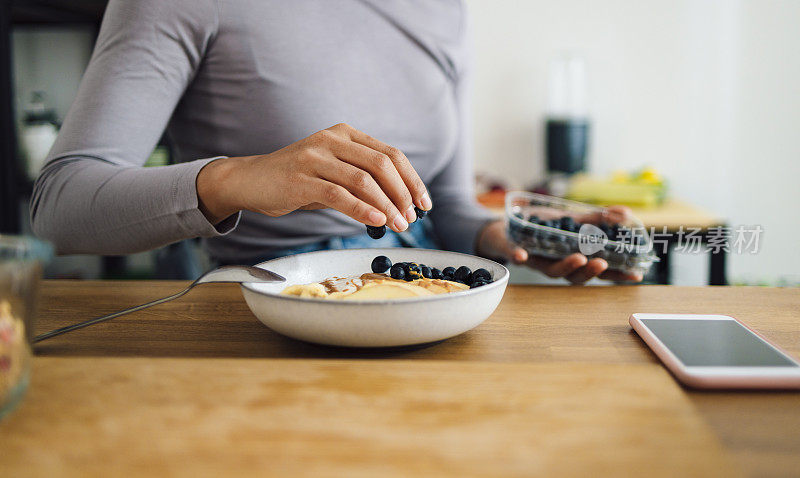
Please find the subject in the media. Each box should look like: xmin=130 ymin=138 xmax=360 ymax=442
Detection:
xmin=30 ymin=0 xmax=494 ymax=263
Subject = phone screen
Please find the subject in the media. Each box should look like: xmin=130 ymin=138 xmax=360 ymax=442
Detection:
xmin=640 ymin=319 xmax=798 ymax=367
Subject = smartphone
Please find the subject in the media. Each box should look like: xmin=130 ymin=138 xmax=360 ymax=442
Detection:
xmin=630 ymin=313 xmax=800 ymax=389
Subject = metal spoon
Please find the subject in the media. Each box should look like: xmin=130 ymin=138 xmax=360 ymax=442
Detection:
xmin=33 ymin=265 xmax=285 ymax=343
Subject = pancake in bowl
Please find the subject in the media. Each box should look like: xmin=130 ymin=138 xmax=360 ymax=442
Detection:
xmin=281 ymin=273 xmax=469 ymax=301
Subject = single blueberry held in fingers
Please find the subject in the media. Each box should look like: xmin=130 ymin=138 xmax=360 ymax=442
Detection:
xmin=431 ymin=267 xmax=443 ymax=280
xmin=389 ymin=263 xmax=406 ymax=281
xmin=420 ymin=265 xmax=432 ymax=279
xmin=441 ymin=266 xmax=456 ymax=280
xmin=366 ymin=225 xmax=386 ymax=239
xmin=471 ymin=268 xmax=491 ymax=284
xmin=454 ymin=266 xmax=472 ymax=284
xmin=371 ymin=255 xmax=392 ymax=273
xmin=414 ymin=206 xmax=428 ymax=220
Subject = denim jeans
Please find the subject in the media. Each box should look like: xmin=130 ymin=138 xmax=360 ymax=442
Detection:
xmin=216 ymin=220 xmax=440 ymax=266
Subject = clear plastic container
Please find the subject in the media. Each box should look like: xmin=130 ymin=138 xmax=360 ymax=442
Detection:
xmin=0 ymin=236 xmax=51 ymax=420
xmin=505 ymin=191 xmax=658 ymax=276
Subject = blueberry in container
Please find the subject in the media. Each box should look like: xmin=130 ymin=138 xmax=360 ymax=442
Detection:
xmin=505 ymin=191 xmax=658 ymax=276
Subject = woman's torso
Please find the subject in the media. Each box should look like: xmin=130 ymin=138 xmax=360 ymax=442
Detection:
xmin=166 ymin=0 xmax=467 ymax=262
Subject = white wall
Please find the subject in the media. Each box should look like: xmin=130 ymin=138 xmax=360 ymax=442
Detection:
xmin=467 ymin=0 xmax=800 ymax=285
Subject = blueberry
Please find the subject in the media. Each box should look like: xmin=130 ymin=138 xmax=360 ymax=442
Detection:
xmin=591 ymin=249 xmax=609 ymax=260
xmin=541 ymin=220 xmax=557 ymax=229
xmin=366 ymin=225 xmax=386 ymax=239
xmin=414 ymin=207 xmax=428 ymax=220
xmin=555 ymin=241 xmax=572 ymax=254
xmin=405 ymin=263 xmax=422 ymax=281
xmin=528 ymin=215 xmax=540 ymax=224
xmin=471 ymin=268 xmax=491 ymax=284
xmin=607 ymin=252 xmax=626 ymax=267
xmin=470 ymin=280 xmax=488 ymax=289
xmin=441 ymin=266 xmax=456 ymax=280
xmin=371 ymin=255 xmax=392 ymax=273
xmin=389 ymin=263 xmax=406 ymax=280
xmin=454 ymin=266 xmax=472 ymax=284
xmin=559 ymin=216 xmax=576 ymax=232
xmin=431 ymin=267 xmax=443 ymax=280
xmin=420 ymin=265 xmax=432 ymax=279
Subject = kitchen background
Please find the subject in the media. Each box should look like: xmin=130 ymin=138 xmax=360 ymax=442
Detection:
xmin=3 ymin=0 xmax=799 ymax=286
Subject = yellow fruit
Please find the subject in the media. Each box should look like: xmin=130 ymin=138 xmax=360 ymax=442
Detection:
xmin=638 ymin=167 xmax=662 ymax=185
xmin=611 ymin=170 xmax=631 ymax=184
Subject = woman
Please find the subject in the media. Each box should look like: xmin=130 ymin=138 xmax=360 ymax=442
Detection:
xmin=31 ymin=0 xmax=639 ymax=284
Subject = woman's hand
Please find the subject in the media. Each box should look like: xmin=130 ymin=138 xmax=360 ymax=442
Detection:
xmin=476 ymin=206 xmax=644 ymax=285
xmin=196 ymin=123 xmax=432 ymax=232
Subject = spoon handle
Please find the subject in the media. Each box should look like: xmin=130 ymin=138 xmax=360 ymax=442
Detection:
xmin=33 ymin=287 xmax=190 ymax=343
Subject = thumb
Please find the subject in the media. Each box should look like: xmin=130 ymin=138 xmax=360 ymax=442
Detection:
xmin=495 ymin=239 xmax=527 ymax=264
xmin=510 ymin=245 xmax=528 ymax=264
xmin=478 ymin=220 xmax=528 ymax=264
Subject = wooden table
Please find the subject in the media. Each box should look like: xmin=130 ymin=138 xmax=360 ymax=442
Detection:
xmin=2 ymin=282 xmax=799 ymax=477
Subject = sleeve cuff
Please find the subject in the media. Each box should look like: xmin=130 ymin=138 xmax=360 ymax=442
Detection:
xmin=171 ymin=156 xmax=242 ymax=238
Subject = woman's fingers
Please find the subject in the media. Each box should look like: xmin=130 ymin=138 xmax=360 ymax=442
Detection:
xmin=577 ymin=205 xmax=633 ymax=225
xmin=527 ymin=254 xmax=641 ymax=284
xmin=329 ymin=123 xmax=431 ymax=211
xmin=598 ymin=269 xmax=643 ymax=282
xmin=305 ymin=179 xmax=387 ymax=227
xmin=325 ymin=134 xmax=417 ymax=224
xmin=487 ymin=235 xmax=529 ymax=264
xmin=251 ymin=124 xmax=425 ymax=229
xmin=565 ymin=258 xmax=608 ymax=285
xmin=316 ymin=157 xmax=409 ymax=232
xmin=604 ymin=205 xmax=632 ymax=224
xmin=527 ymin=253 xmax=588 ymax=278
xmin=527 ymin=253 xmax=609 ymax=284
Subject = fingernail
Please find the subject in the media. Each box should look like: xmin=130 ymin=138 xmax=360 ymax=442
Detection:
xmin=368 ymin=210 xmax=386 ymax=226
xmin=420 ymin=193 xmax=432 ymax=211
xmin=404 ymin=205 xmax=416 ymax=223
xmin=393 ymin=214 xmax=408 ymax=232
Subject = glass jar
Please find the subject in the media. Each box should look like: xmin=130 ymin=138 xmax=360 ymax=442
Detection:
xmin=0 ymin=235 xmax=51 ymax=419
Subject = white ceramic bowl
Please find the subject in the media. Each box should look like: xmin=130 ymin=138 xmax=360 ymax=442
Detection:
xmin=241 ymin=248 xmax=509 ymax=347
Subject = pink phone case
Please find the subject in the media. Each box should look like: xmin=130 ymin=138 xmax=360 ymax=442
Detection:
xmin=630 ymin=314 xmax=800 ymax=390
